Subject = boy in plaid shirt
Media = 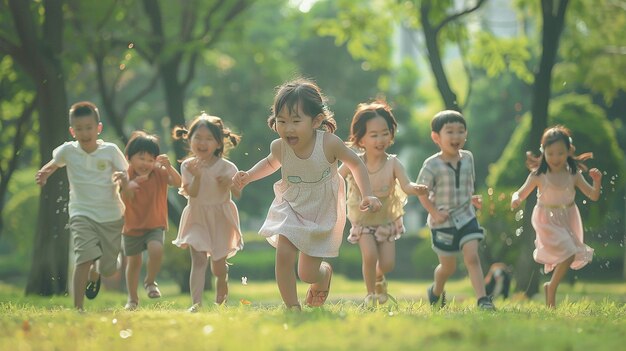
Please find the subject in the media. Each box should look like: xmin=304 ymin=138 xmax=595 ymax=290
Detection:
xmin=416 ymin=110 xmax=495 ymax=310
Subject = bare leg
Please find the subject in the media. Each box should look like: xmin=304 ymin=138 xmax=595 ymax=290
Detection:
xmin=546 ymin=254 xmax=575 ymax=308
xmin=189 ymin=247 xmax=209 ymax=306
xmin=144 ymin=240 xmax=163 ymax=288
xmin=210 ymin=257 xmax=229 ymax=304
xmin=125 ymin=254 xmax=142 ymax=304
xmin=358 ymin=235 xmax=379 ymax=295
xmin=433 ymin=255 xmax=456 ymax=297
xmin=462 ymin=240 xmax=487 ymax=299
xmin=275 ymin=235 xmax=299 ymax=307
xmin=73 ymin=260 xmax=93 ymax=310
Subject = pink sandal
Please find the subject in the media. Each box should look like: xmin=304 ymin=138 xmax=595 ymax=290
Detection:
xmin=305 ymin=262 xmax=333 ymax=307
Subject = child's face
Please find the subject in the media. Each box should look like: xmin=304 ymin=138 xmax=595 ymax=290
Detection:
xmin=190 ymin=125 xmax=219 ymax=160
xmin=432 ymin=122 xmax=467 ymax=157
xmin=543 ymin=140 xmax=568 ymax=172
xmin=275 ymin=104 xmax=322 ymax=151
xmin=359 ymin=116 xmax=392 ymax=155
xmin=69 ymin=115 xmax=102 ymax=152
xmin=128 ymin=152 xmax=157 ymax=177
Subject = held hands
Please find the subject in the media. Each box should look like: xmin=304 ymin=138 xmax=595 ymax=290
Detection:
xmin=588 ymin=168 xmax=602 ymax=183
xmin=359 ymin=196 xmax=382 ymax=213
xmin=231 ymin=171 xmax=250 ymax=190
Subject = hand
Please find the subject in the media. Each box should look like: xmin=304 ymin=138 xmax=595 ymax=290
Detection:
xmin=408 ymin=183 xmax=429 ymax=196
xmin=471 ymin=195 xmax=483 ymax=209
xmin=588 ymin=168 xmax=602 ymax=183
xmin=359 ymin=196 xmax=382 ymax=212
xmin=35 ymin=168 xmax=51 ymax=186
xmin=232 ymin=171 xmax=250 ymax=189
xmin=510 ymin=192 xmax=521 ymax=210
xmin=112 ymin=171 xmax=128 ymax=185
xmin=430 ymin=209 xmax=449 ymax=224
xmin=156 ymin=154 xmax=172 ymax=169
xmin=186 ymin=158 xmax=205 ymax=177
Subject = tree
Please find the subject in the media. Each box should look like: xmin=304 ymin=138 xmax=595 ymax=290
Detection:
xmin=0 ymin=0 xmax=70 ymax=295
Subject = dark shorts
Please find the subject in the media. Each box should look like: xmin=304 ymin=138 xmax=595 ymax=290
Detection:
xmin=430 ymin=217 xmax=484 ymax=255
xmin=122 ymin=229 xmax=165 ymax=256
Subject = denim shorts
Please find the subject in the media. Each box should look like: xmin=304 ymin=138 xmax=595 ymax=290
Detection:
xmin=430 ymin=217 xmax=484 ymax=255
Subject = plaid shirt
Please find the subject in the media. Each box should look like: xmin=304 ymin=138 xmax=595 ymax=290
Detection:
xmin=416 ymin=150 xmax=477 ymax=229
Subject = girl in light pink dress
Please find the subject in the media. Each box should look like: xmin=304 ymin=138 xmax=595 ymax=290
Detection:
xmin=232 ymin=79 xmax=382 ymax=310
xmin=511 ymin=125 xmax=602 ymax=308
xmin=172 ymin=113 xmax=243 ymax=312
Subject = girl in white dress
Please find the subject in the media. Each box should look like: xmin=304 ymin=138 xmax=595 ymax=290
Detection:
xmin=233 ymin=79 xmax=381 ymax=309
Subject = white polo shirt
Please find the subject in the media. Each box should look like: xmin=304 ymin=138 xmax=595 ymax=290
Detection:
xmin=52 ymin=140 xmax=128 ymax=223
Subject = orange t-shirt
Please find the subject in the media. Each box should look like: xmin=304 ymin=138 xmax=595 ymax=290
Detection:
xmin=122 ymin=166 xmax=169 ymax=236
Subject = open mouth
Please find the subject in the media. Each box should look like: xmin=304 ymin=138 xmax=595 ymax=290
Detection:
xmin=286 ymin=137 xmax=298 ymax=145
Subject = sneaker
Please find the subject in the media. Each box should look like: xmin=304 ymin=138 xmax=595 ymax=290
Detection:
xmin=188 ymin=304 xmax=201 ymax=313
xmin=85 ymin=276 xmax=101 ymax=300
xmin=427 ymin=284 xmax=446 ymax=308
xmin=375 ymin=276 xmax=388 ymax=304
xmin=477 ymin=296 xmax=496 ymax=310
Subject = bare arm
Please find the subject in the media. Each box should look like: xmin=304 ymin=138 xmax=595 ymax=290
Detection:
xmin=327 ymin=134 xmax=381 ymax=212
xmin=417 ymin=194 xmax=448 ymax=224
xmin=35 ymin=160 xmax=60 ymax=186
xmin=183 ymin=158 xmax=204 ymax=198
xmin=157 ymin=154 xmax=182 ymax=188
xmin=511 ymin=173 xmax=540 ymax=209
xmin=392 ymin=157 xmax=428 ymax=197
xmin=232 ymin=139 xmax=282 ymax=189
xmin=576 ymin=168 xmax=602 ymax=201
xmin=338 ymin=163 xmax=351 ymax=179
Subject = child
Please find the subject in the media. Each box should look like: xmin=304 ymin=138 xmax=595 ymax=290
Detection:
xmin=339 ymin=100 xmax=428 ymax=306
xmin=117 ymin=131 xmax=182 ymax=311
xmin=416 ymin=110 xmax=495 ymax=310
xmin=35 ymin=101 xmax=128 ymax=311
xmin=232 ymin=79 xmax=382 ymax=310
xmin=511 ymin=125 xmax=601 ymax=308
xmin=172 ymin=113 xmax=243 ymax=312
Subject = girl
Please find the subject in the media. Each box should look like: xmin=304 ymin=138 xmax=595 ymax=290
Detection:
xmin=232 ymin=79 xmax=382 ymax=310
xmin=118 ymin=131 xmax=182 ymax=311
xmin=511 ymin=125 xmax=602 ymax=308
xmin=339 ymin=101 xmax=428 ymax=306
xmin=172 ymin=114 xmax=243 ymax=312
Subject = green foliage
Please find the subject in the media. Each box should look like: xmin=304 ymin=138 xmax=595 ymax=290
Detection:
xmin=469 ymin=33 xmax=534 ymax=84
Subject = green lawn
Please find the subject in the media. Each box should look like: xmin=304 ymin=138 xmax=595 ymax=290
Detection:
xmin=1 ymin=278 xmax=624 ymax=351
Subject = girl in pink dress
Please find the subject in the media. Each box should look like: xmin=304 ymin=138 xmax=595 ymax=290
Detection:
xmin=511 ymin=125 xmax=602 ymax=308
xmin=232 ymin=79 xmax=381 ymax=310
xmin=172 ymin=113 xmax=243 ymax=312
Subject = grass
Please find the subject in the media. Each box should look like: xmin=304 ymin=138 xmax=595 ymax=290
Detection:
xmin=1 ymin=278 xmax=624 ymax=351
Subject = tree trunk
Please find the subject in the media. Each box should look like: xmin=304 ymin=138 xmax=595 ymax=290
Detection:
xmin=514 ymin=0 xmax=569 ymax=297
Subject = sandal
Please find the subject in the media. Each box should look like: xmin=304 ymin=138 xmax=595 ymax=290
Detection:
xmin=375 ymin=276 xmax=388 ymax=304
xmin=85 ymin=275 xmax=101 ymax=300
xmin=124 ymin=301 xmax=138 ymax=311
xmin=305 ymin=262 xmax=333 ymax=307
xmin=144 ymin=282 xmax=161 ymax=299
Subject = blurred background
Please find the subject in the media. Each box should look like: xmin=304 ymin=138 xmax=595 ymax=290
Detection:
xmin=1 ymin=0 xmax=624 ymax=298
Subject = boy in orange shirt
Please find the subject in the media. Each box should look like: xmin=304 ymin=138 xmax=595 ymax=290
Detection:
xmin=117 ymin=131 xmax=181 ymax=310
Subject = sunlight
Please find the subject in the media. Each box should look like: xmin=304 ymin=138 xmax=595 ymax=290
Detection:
xmin=289 ymin=0 xmax=319 ymax=13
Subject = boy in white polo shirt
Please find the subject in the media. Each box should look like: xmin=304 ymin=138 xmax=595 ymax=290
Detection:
xmin=36 ymin=101 xmax=128 ymax=311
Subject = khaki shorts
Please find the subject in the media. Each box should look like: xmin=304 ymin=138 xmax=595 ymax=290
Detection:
xmin=122 ymin=229 xmax=164 ymax=256
xmin=69 ymin=215 xmax=123 ymax=276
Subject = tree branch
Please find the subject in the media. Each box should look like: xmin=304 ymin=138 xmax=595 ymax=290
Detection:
xmin=435 ymin=0 xmax=488 ymax=34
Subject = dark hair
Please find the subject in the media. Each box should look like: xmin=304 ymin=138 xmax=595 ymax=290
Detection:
xmin=172 ymin=113 xmax=241 ymax=158
xmin=532 ymin=125 xmax=593 ymax=175
xmin=125 ymin=131 xmax=160 ymax=159
xmin=348 ymin=100 xmax=398 ymax=147
xmin=431 ymin=110 xmax=466 ymax=133
xmin=267 ymin=78 xmax=337 ymax=133
xmin=69 ymin=101 xmax=100 ymax=125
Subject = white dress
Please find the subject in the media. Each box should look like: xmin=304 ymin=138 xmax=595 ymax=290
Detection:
xmin=259 ymin=130 xmax=346 ymax=257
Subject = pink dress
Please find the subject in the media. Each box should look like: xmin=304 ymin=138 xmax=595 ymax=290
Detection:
xmin=259 ymin=130 xmax=346 ymax=257
xmin=531 ymin=172 xmax=593 ymax=273
xmin=173 ymin=157 xmax=243 ymax=260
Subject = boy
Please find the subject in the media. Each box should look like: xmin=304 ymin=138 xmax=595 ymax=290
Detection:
xmin=119 ymin=131 xmax=181 ymax=310
xmin=36 ymin=101 xmax=128 ymax=311
xmin=416 ymin=110 xmax=495 ymax=310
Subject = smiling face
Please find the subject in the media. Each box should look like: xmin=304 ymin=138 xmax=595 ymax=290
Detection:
xmin=432 ymin=121 xmax=467 ymax=159
xmin=190 ymin=125 xmax=220 ymax=161
xmin=69 ymin=115 xmax=102 ymax=153
xmin=275 ymin=104 xmax=321 ymax=153
xmin=543 ymin=139 xmax=569 ymax=172
xmin=128 ymin=151 xmax=156 ymax=177
xmin=358 ymin=116 xmax=392 ymax=156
